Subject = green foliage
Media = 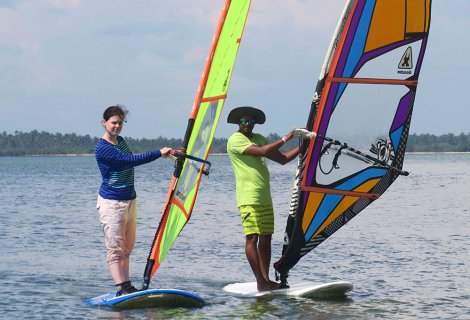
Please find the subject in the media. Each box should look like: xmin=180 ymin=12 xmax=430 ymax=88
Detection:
xmin=407 ymin=133 xmax=470 ymax=152
xmin=0 ymin=130 xmax=228 ymax=156
xmin=1 ymin=131 xmax=470 ymax=156
xmin=0 ymin=130 xmax=99 ymax=156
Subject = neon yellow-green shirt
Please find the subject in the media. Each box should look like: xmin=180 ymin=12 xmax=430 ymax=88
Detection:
xmin=227 ymin=131 xmax=272 ymax=207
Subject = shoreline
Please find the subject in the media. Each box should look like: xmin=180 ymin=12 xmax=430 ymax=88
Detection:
xmin=2 ymin=151 xmax=470 ymax=157
xmin=406 ymin=151 xmax=470 ymax=155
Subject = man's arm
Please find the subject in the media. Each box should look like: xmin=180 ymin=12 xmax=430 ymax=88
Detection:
xmin=243 ymin=131 xmax=299 ymax=165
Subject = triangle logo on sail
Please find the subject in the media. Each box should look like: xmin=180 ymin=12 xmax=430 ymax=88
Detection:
xmin=398 ymin=46 xmax=413 ymax=69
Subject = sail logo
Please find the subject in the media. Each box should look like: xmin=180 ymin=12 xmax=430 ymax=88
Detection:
xmin=397 ymin=46 xmax=413 ymax=74
xmin=370 ymin=139 xmax=395 ymax=163
xmin=222 ymin=68 xmax=231 ymax=90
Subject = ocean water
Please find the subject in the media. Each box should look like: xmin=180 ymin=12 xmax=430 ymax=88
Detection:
xmin=0 ymin=154 xmax=469 ymax=319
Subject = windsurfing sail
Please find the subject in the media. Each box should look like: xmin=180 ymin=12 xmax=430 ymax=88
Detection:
xmin=274 ymin=0 xmax=432 ymax=285
xmin=142 ymin=0 xmax=251 ymax=290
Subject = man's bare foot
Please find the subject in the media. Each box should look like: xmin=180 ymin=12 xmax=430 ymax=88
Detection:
xmin=257 ymin=280 xmax=281 ymax=292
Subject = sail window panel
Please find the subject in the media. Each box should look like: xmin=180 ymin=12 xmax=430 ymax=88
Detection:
xmin=314 ymin=83 xmax=409 ymax=187
xmin=176 ymin=101 xmax=219 ymax=204
xmin=187 ymin=101 xmax=219 ymax=159
xmin=174 ymin=158 xmax=199 ymax=205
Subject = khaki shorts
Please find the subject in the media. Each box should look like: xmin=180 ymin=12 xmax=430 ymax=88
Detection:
xmin=239 ymin=204 xmax=274 ymax=236
xmin=96 ymin=195 xmax=137 ymax=266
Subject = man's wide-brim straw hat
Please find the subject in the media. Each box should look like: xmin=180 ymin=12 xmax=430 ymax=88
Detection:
xmin=227 ymin=106 xmax=266 ymax=124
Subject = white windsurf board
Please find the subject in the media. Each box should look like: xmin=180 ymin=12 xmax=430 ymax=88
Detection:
xmin=223 ymin=281 xmax=353 ymax=299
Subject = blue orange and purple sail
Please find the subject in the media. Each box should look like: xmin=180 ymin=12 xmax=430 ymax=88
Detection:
xmin=274 ymin=0 xmax=432 ymax=284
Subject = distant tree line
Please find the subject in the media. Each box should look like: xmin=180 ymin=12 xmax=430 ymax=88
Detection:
xmin=407 ymin=133 xmax=470 ymax=152
xmin=1 ymin=130 xmax=469 ymax=156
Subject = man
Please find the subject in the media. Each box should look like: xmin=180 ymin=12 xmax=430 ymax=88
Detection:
xmin=227 ymin=106 xmax=300 ymax=291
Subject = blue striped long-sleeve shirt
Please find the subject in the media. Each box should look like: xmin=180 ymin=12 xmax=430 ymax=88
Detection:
xmin=95 ymin=136 xmax=162 ymax=200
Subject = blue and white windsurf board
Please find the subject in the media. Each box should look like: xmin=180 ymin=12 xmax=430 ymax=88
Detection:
xmin=85 ymin=288 xmax=205 ymax=309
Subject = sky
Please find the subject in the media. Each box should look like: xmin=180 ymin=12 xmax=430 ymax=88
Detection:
xmin=0 ymin=0 xmax=468 ymax=139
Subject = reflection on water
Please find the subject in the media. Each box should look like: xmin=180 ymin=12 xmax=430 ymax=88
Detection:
xmin=0 ymin=154 xmax=469 ymax=319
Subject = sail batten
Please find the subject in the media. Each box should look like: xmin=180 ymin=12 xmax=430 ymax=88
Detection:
xmin=142 ymin=0 xmax=251 ymax=290
xmin=201 ymin=95 xmax=228 ymax=103
xmin=328 ymin=77 xmax=418 ymax=85
xmin=274 ymin=0 xmax=432 ymax=283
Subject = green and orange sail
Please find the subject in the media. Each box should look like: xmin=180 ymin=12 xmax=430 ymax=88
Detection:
xmin=142 ymin=0 xmax=251 ymax=289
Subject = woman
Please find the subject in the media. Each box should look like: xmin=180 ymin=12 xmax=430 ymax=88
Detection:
xmin=95 ymin=105 xmax=172 ymax=296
